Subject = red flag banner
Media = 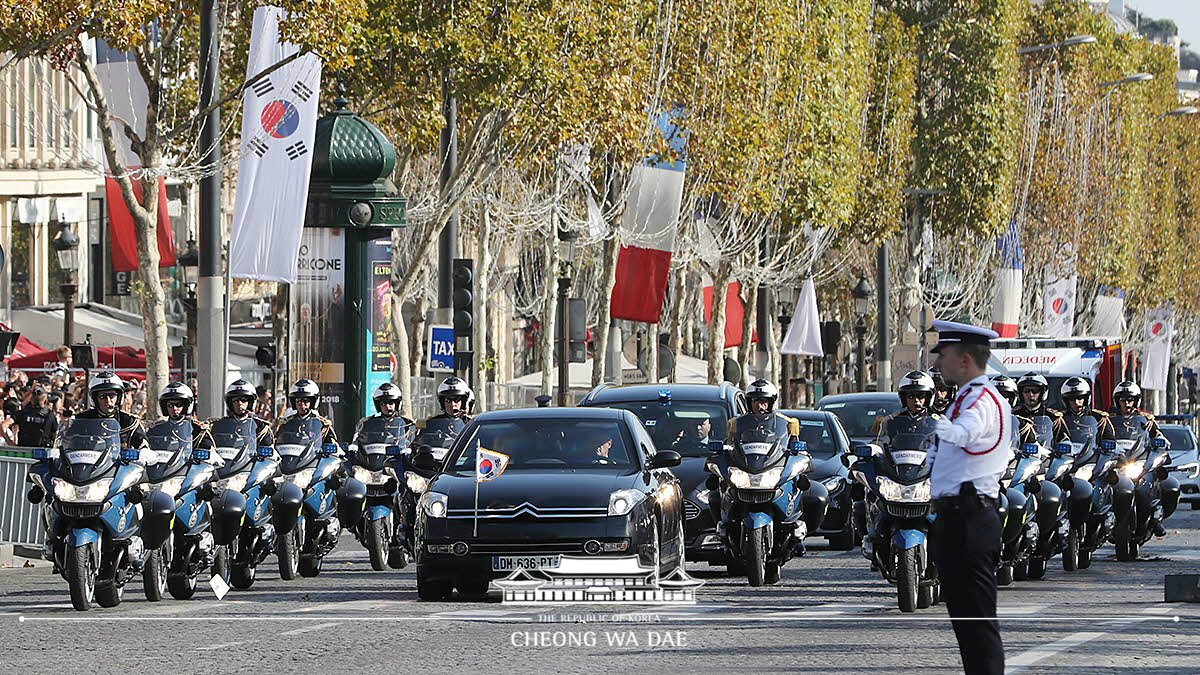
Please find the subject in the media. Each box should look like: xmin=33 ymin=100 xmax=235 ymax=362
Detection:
xmin=702 ymin=282 xmax=759 ymax=349
xmin=106 ymin=175 xmax=176 ymax=273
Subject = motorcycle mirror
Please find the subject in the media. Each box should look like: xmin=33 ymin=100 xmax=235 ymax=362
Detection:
xmin=841 ymin=454 xmax=855 ymax=468
xmin=412 ymin=450 xmax=439 ymax=474
xmin=1026 ymin=478 xmax=1041 ymax=494
xmin=705 ymin=475 xmax=720 ymax=491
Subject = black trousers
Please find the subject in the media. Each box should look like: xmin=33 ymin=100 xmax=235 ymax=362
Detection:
xmin=933 ymin=501 xmax=1004 ymax=675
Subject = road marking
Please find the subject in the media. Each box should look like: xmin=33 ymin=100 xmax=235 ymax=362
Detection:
xmin=195 ymin=640 xmax=255 ymax=651
xmin=1005 ymin=609 xmax=1163 ymax=674
xmin=998 ymin=604 xmax=1050 ymax=616
xmin=280 ymin=621 xmax=340 ymax=636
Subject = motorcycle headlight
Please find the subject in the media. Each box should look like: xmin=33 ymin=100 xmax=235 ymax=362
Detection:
xmin=274 ymin=467 xmax=316 ymax=490
xmin=215 ymin=472 xmax=250 ymax=494
xmin=150 ymin=475 xmax=186 ymax=499
xmin=728 ymin=466 xmax=784 ymax=490
xmin=1121 ymin=462 xmax=1144 ymax=481
xmin=52 ymin=477 xmax=113 ymax=503
xmin=608 ymin=489 xmax=646 ymax=516
xmin=822 ymin=476 xmax=846 ymax=493
xmin=878 ymin=477 xmax=930 ymax=503
xmin=421 ymin=492 xmax=448 ymax=518
xmin=405 ymin=471 xmax=429 ymax=494
xmin=351 ymin=465 xmax=389 ymax=486
xmin=1074 ymin=464 xmax=1095 ymax=483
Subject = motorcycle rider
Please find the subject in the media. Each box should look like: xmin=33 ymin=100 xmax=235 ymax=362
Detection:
xmin=355 ymin=382 xmax=414 ymax=442
xmin=276 ymin=379 xmax=336 ymax=443
xmin=416 ymin=378 xmax=475 ymax=440
xmin=1059 ymin=377 xmax=1115 ymax=441
xmin=158 ymin=381 xmax=207 ymax=438
xmin=1013 ymin=372 xmax=1068 ymax=444
xmin=1108 ymin=381 xmax=1163 ymax=441
xmin=873 ymin=370 xmax=939 ymax=440
xmin=929 ymin=368 xmax=956 ymax=415
xmin=74 ymin=371 xmax=147 ymax=449
xmin=991 ymin=375 xmax=1037 ymax=446
xmin=221 ymin=379 xmax=274 ymax=446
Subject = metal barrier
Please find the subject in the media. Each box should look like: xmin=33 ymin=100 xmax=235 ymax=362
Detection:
xmin=0 ymin=451 xmax=44 ymax=546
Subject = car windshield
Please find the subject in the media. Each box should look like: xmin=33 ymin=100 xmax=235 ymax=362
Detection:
xmin=600 ymin=400 xmax=728 ymax=457
xmin=1162 ymin=427 xmax=1195 ymax=452
xmin=451 ymin=418 xmax=635 ymax=471
xmin=818 ymin=399 xmax=901 ymax=438
xmin=782 ymin=415 xmax=841 ymax=459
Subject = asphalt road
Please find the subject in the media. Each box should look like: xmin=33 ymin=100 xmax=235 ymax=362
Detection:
xmin=4 ymin=509 xmax=1200 ymax=674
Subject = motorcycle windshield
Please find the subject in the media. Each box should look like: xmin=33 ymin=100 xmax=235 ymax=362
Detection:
xmin=355 ymin=417 xmax=408 ymax=470
xmin=56 ymin=418 xmax=121 ymax=483
xmin=729 ymin=414 xmax=788 ymax=472
xmin=144 ymin=420 xmax=194 ymax=482
xmin=884 ymin=417 xmax=936 ymax=482
xmin=1062 ymin=415 xmax=1098 ymax=459
xmin=1110 ymin=414 xmax=1149 ymax=459
xmin=276 ymin=417 xmax=324 ymax=473
xmin=417 ymin=418 xmax=466 ymax=460
xmin=1031 ymin=416 xmax=1054 ymax=449
xmin=208 ymin=418 xmax=258 ymax=477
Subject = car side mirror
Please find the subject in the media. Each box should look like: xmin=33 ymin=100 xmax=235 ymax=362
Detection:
xmin=412 ymin=449 xmax=439 ymax=474
xmin=649 ymin=450 xmax=681 ymax=469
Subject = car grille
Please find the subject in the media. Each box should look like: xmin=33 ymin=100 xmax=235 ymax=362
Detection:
xmin=733 ymin=489 xmax=778 ymax=503
xmin=683 ymin=500 xmax=701 ymax=520
xmin=1182 ymin=484 xmax=1198 ymax=495
xmin=445 ymin=502 xmax=609 ymax=519
xmin=58 ymin=502 xmax=103 ymax=518
xmin=886 ymin=502 xmax=930 ymax=518
xmin=468 ymin=541 xmax=587 ymax=555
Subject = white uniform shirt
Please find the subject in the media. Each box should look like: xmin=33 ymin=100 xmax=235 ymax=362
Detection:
xmin=931 ymin=375 xmax=1013 ymax=499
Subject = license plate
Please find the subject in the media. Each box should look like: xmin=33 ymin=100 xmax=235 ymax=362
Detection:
xmin=491 ymin=555 xmax=561 ymax=572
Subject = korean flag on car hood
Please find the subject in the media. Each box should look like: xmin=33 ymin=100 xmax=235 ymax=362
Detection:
xmin=476 ymin=448 xmax=510 ymax=483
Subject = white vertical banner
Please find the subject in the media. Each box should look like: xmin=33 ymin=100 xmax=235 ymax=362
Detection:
xmin=1091 ymin=287 xmax=1126 ymax=337
xmin=229 ymin=6 xmax=323 ymax=283
xmin=781 ymin=277 xmax=823 ymax=356
xmin=1143 ymin=308 xmax=1173 ymax=391
xmin=1042 ymin=273 xmax=1077 ymax=338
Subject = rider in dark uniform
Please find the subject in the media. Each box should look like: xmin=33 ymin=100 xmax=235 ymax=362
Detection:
xmin=991 ymin=375 xmax=1036 ymax=445
xmin=355 ymin=382 xmax=414 ymax=442
xmin=275 ymin=379 xmax=337 ymax=443
xmin=220 ymin=379 xmax=274 ymax=446
xmin=74 ymin=371 xmax=147 ymax=449
xmin=1059 ymin=377 xmax=1115 ymax=441
xmin=158 ymin=381 xmax=207 ymax=439
xmin=1012 ymin=372 xmax=1068 ymax=445
xmin=418 ymin=377 xmax=475 ymax=432
xmin=874 ymin=370 xmax=940 ymax=440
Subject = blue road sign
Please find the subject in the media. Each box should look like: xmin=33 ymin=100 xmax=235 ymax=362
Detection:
xmin=428 ymin=324 xmax=455 ymax=372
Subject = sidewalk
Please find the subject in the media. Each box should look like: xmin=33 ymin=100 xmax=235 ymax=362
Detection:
xmin=0 ymin=543 xmax=51 ymax=573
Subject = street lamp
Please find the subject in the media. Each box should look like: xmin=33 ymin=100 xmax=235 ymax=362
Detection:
xmin=1100 ymin=73 xmax=1154 ymax=88
xmin=556 ymin=226 xmax=578 ymax=407
xmin=51 ymin=223 xmax=80 ymax=346
xmin=178 ymin=238 xmax=199 ymax=380
xmin=1018 ymin=34 xmax=1096 ymax=55
xmin=852 ymin=276 xmax=873 ymax=392
xmin=1161 ymin=106 xmax=1200 ymax=118
xmin=776 ymin=284 xmax=798 ymax=406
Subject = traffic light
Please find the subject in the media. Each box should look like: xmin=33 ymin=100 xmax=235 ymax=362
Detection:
xmin=255 ymin=343 xmax=277 ymax=367
xmin=452 ymin=258 xmax=475 ymax=371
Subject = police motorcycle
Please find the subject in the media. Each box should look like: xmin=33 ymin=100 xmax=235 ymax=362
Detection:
xmin=1026 ymin=416 xmax=1071 ymax=579
xmin=396 ymin=417 xmax=466 ymax=559
xmin=1057 ymin=416 xmax=1121 ymax=570
xmin=204 ymin=417 xmax=285 ymax=589
xmin=273 ymin=417 xmax=343 ymax=578
xmin=1109 ymin=414 xmax=1178 ymax=561
xmin=705 ymin=414 xmax=824 ymax=586
xmin=336 ymin=415 xmax=409 ymax=571
xmin=139 ymin=419 xmax=235 ymax=600
xmin=24 ymin=419 xmax=174 ymax=610
xmin=850 ymin=416 xmax=940 ymax=612
xmin=996 ymin=420 xmax=1043 ymax=585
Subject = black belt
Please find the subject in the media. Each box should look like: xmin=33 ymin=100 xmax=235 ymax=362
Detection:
xmin=934 ymin=494 xmax=998 ymax=512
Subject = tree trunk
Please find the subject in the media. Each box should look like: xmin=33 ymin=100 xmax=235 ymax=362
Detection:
xmin=682 ymin=271 xmax=696 ymax=357
xmin=539 ymin=229 xmax=560 ymax=396
xmin=707 ymin=262 xmax=732 ymax=384
xmin=473 ymin=208 xmax=491 ymax=410
xmin=271 ymin=283 xmax=288 ymax=418
xmin=736 ymin=282 xmax=758 ymax=387
xmin=393 ymin=306 xmax=412 ymax=419
xmin=667 ymin=267 xmax=684 ymax=382
xmin=591 ymin=156 xmax=621 ymax=387
xmin=647 ymin=323 xmax=659 ymax=383
xmin=411 ymin=293 xmax=429 ymax=378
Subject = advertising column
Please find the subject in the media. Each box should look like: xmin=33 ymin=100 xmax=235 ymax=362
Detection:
xmin=290 ymin=228 xmax=347 ymax=431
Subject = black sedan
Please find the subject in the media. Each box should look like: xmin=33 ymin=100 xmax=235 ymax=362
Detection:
xmin=779 ymin=409 xmax=857 ymax=549
xmin=412 ymin=407 xmax=686 ymax=601
xmin=816 ymin=392 xmax=902 ymax=445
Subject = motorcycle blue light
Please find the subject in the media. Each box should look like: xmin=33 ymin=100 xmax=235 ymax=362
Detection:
xmin=385 ymin=445 xmax=403 ymax=456
xmin=32 ymin=448 xmax=49 ymax=460
xmin=789 ymin=440 xmax=807 ymax=453
xmin=658 ymin=390 xmax=671 ymax=406
xmin=1021 ymin=443 xmax=1038 ymax=454
xmin=708 ymin=440 xmax=725 ymax=454
xmin=1152 ymin=437 xmax=1167 ymax=448
xmin=192 ymin=448 xmax=211 ymax=461
xmin=120 ymin=448 xmax=139 ymax=461
xmin=1100 ymin=440 xmax=1116 ymax=451
xmin=257 ymin=446 xmax=274 ymax=458
xmin=321 ymin=443 xmax=339 ymax=456
xmin=1054 ymin=443 xmax=1071 ymax=453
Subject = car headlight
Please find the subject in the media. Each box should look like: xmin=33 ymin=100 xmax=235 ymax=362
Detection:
xmin=728 ymin=466 xmax=784 ymax=490
xmin=150 ymin=475 xmax=187 ymax=499
xmin=1121 ymin=462 xmax=1144 ymax=481
xmin=877 ymin=477 xmax=930 ymax=503
xmin=421 ymin=492 xmax=448 ymax=518
xmin=274 ymin=467 xmax=316 ymax=490
xmin=52 ymin=477 xmax=113 ymax=503
xmin=1074 ymin=464 xmax=1094 ymax=483
xmin=822 ymin=476 xmax=846 ymax=493
xmin=351 ymin=465 xmax=390 ymax=486
xmin=1173 ymin=461 xmax=1199 ymax=478
xmin=608 ymin=489 xmax=646 ymax=516
xmin=693 ymin=488 xmax=711 ymax=505
xmin=405 ymin=471 xmax=429 ymax=494
xmin=215 ymin=472 xmax=250 ymax=494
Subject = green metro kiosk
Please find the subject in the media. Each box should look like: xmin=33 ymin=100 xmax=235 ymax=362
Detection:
xmin=292 ymin=91 xmax=406 ymax=441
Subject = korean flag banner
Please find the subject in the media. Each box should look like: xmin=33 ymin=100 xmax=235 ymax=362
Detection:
xmin=476 ymin=448 xmax=510 ymax=483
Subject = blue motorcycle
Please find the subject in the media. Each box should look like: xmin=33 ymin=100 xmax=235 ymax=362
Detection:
xmin=998 ymin=424 xmax=1043 ymax=585
xmin=205 ymin=417 xmax=279 ymax=589
xmin=1059 ymin=416 xmax=1121 ymax=570
xmin=1110 ymin=415 xmax=1178 ymax=561
xmin=25 ymin=418 xmax=173 ymax=611
xmin=705 ymin=414 xmax=824 ymax=586
xmin=273 ymin=417 xmax=343 ymax=579
xmin=140 ymin=419 xmax=227 ymax=600
xmin=396 ymin=418 xmax=464 ymax=560
xmin=852 ymin=416 xmax=939 ymax=611
xmin=337 ymin=416 xmax=409 ymax=570
xmin=1028 ymin=416 xmax=1072 ymax=579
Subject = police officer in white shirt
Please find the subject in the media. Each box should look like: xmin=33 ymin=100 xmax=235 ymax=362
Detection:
xmin=929 ymin=320 xmax=1012 ymax=675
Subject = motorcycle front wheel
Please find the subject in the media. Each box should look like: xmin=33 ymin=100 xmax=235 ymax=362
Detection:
xmin=66 ymin=544 xmax=96 ymax=612
xmin=1063 ymin=526 xmax=1080 ymax=571
xmin=897 ymin=547 xmax=920 ymax=613
xmin=367 ymin=518 xmax=388 ymax=572
xmin=744 ymin=527 xmax=767 ymax=587
xmin=143 ymin=544 xmax=168 ymax=602
xmin=1115 ymin=511 xmax=1138 ymax=562
xmin=277 ymin=526 xmax=300 ymax=580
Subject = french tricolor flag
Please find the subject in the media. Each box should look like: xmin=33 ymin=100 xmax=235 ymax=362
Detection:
xmin=991 ymin=220 xmax=1023 ymax=338
xmin=610 ymin=111 xmax=686 ymax=324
